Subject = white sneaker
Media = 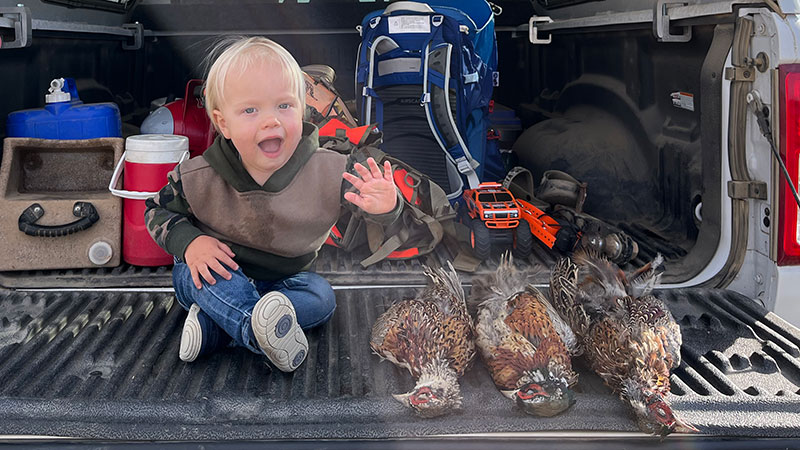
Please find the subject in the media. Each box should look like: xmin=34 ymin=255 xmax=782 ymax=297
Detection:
xmin=251 ymin=292 xmax=308 ymax=372
xmin=179 ymin=303 xmax=231 ymax=362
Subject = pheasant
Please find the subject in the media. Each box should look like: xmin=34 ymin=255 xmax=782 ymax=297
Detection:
xmin=550 ymin=250 xmax=697 ymax=436
xmin=370 ymin=262 xmax=476 ymax=418
xmin=469 ymin=253 xmax=579 ymax=417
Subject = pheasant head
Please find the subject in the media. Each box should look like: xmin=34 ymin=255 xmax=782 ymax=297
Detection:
xmin=393 ymin=358 xmax=462 ymax=418
xmin=621 ymin=379 xmax=698 ymax=436
xmin=502 ymin=365 xmax=575 ymax=417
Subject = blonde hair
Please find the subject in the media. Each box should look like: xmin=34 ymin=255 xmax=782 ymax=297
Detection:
xmin=204 ymin=36 xmax=306 ymax=130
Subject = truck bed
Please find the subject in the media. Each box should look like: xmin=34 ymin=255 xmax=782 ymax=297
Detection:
xmin=1 ymin=284 xmax=798 ymax=440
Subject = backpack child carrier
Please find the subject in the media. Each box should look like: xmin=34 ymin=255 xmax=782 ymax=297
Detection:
xmin=356 ymin=0 xmax=500 ymax=202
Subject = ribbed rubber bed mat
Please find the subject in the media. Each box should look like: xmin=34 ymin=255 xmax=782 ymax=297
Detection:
xmin=0 ymin=287 xmax=798 ymax=440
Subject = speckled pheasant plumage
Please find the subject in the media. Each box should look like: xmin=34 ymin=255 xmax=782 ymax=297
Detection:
xmin=370 ymin=262 xmax=475 ymax=418
xmin=550 ymin=250 xmax=697 ymax=435
xmin=469 ymin=254 xmax=578 ymax=417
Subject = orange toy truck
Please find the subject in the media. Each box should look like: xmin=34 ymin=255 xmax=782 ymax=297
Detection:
xmin=461 ymin=183 xmax=533 ymax=260
xmin=462 ymin=182 xmax=583 ymax=260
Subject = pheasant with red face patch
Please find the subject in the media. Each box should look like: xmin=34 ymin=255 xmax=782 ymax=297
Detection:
xmin=550 ymin=250 xmax=698 ymax=436
xmin=370 ymin=262 xmax=475 ymax=418
xmin=469 ymin=254 xmax=579 ymax=417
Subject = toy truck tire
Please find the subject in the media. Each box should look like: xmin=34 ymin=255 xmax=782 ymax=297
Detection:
xmin=512 ymin=220 xmax=533 ymax=260
xmin=470 ymin=219 xmax=492 ymax=260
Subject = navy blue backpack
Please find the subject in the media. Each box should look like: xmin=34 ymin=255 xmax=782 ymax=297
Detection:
xmin=356 ymin=0 xmax=503 ymax=202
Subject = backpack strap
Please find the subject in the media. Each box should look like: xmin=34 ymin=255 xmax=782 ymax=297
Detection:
xmin=361 ymin=202 xmax=443 ymax=267
xmin=337 ymin=213 xmax=367 ymax=251
xmin=362 ymin=35 xmax=401 ymax=128
xmin=421 ymin=41 xmax=481 ymax=189
xmin=319 ymin=118 xmax=379 ymax=146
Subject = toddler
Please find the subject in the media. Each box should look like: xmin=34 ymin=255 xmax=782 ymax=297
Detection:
xmin=144 ymin=36 xmax=400 ymax=372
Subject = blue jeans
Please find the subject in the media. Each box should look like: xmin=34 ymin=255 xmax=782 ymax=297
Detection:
xmin=172 ymin=261 xmax=336 ymax=354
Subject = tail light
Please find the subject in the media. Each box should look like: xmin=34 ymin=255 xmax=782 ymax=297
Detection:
xmin=778 ymin=65 xmax=800 ymax=265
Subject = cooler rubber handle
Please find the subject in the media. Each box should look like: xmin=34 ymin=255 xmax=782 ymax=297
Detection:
xmin=18 ymin=202 xmax=100 ymax=237
xmin=108 ymin=150 xmax=190 ymax=200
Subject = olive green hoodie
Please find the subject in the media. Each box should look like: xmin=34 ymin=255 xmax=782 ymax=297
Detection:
xmin=144 ymin=122 xmax=401 ymax=281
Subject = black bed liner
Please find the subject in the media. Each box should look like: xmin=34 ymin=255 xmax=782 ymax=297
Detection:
xmin=0 ymin=286 xmax=798 ymax=440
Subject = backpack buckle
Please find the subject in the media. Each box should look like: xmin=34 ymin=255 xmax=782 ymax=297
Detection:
xmin=363 ymin=86 xmax=379 ymax=98
xmin=419 ymin=92 xmax=431 ymax=106
xmin=455 ymin=157 xmax=473 ymax=174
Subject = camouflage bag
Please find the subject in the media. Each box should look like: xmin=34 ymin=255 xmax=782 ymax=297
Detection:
xmin=320 ymin=119 xmax=479 ymax=271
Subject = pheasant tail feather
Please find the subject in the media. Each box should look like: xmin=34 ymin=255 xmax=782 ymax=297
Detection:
xmin=550 ymin=257 xmax=590 ymax=343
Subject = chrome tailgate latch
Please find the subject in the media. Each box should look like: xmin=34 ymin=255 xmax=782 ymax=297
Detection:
xmin=0 ymin=6 xmax=32 ymax=49
xmin=653 ymin=0 xmax=691 ymax=42
xmin=122 ymin=22 xmax=143 ymax=51
xmin=529 ymin=16 xmax=553 ymax=45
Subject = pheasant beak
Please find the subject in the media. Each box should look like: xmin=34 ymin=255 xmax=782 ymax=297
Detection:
xmin=393 ymin=387 xmax=437 ymax=408
xmin=392 ymin=392 xmax=411 ymax=407
xmin=658 ymin=417 xmax=699 ymax=437
xmin=670 ymin=416 xmax=699 ymax=434
xmin=500 ymin=389 xmax=516 ymax=400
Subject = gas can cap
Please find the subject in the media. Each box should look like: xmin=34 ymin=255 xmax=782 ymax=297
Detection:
xmin=88 ymin=241 xmax=113 ymax=266
xmin=45 ymin=78 xmax=72 ymax=104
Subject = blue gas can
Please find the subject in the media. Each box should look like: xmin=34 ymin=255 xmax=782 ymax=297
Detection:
xmin=6 ymin=78 xmax=122 ymax=139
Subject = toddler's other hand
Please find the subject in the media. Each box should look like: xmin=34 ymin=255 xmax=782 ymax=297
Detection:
xmin=184 ymin=235 xmax=239 ymax=289
xmin=343 ymin=158 xmax=397 ymax=215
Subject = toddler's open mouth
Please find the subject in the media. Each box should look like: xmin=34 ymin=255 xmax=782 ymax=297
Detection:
xmin=258 ymin=137 xmax=283 ymax=156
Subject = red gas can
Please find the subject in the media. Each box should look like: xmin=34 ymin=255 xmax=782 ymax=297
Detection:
xmin=109 ymin=134 xmax=189 ymax=266
xmin=139 ymin=79 xmax=216 ymax=158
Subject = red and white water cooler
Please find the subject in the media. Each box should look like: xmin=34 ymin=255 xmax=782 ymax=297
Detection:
xmin=109 ymin=134 xmax=189 ymax=266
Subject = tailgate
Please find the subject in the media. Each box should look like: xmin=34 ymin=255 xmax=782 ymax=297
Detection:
xmin=0 ymin=287 xmax=798 ymax=439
